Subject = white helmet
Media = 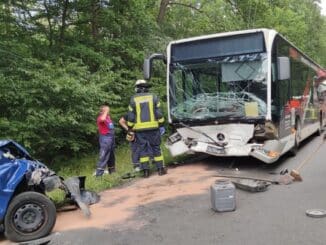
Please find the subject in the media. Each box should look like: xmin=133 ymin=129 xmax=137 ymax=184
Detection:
xmin=135 ymin=79 xmax=147 ymax=87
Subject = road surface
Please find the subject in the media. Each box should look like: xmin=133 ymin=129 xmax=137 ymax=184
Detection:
xmin=2 ymin=133 xmax=326 ymax=245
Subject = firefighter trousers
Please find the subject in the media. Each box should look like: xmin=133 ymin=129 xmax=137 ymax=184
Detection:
xmin=135 ymin=129 xmax=164 ymax=170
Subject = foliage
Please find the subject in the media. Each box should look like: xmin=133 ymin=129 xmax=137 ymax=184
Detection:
xmin=0 ymin=0 xmax=325 ymax=161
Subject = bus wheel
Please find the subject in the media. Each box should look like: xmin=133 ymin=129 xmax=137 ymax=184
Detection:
xmin=289 ymin=121 xmax=301 ymax=156
xmin=316 ymin=113 xmax=323 ymax=136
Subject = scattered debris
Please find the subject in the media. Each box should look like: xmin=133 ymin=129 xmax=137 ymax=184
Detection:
xmin=306 ymin=209 xmax=326 ymax=218
xmin=231 ymin=179 xmax=270 ymax=192
xmin=212 ymin=174 xmax=280 ymax=185
xmin=277 ymin=174 xmax=294 ymax=185
xmin=211 ymin=179 xmax=236 ymax=212
xmin=279 ymin=168 xmax=288 ymax=175
xmin=80 ymin=190 xmax=101 ymax=205
xmin=64 ymin=177 xmax=97 ymax=218
xmin=290 ymin=169 xmax=303 ymax=182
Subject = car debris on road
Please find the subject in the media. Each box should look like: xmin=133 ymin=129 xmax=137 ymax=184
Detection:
xmin=231 ymin=179 xmax=271 ymax=192
xmin=306 ymin=209 xmax=326 ymax=218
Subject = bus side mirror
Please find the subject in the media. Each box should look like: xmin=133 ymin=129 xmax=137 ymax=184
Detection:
xmin=143 ymin=58 xmax=151 ymax=80
xmin=277 ymin=57 xmax=290 ymax=80
xmin=143 ymin=53 xmax=166 ymax=80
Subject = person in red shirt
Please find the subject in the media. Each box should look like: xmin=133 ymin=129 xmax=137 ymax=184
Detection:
xmin=95 ymin=105 xmax=115 ymax=177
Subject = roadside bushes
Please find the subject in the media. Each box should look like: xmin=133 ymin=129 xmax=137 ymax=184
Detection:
xmin=0 ymin=57 xmax=126 ymax=161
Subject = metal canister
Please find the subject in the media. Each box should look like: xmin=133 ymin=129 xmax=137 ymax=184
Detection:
xmin=210 ymin=179 xmax=236 ymax=212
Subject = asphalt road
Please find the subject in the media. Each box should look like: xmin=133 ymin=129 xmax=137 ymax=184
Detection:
xmin=3 ymin=133 xmax=326 ymax=245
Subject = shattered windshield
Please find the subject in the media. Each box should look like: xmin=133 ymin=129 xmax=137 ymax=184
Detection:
xmin=169 ymin=53 xmax=268 ymax=121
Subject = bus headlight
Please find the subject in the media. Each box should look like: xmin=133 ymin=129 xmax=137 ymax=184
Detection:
xmin=168 ymin=132 xmax=182 ymax=144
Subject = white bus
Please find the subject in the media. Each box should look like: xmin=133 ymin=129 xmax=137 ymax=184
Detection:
xmin=144 ymin=29 xmax=326 ymax=163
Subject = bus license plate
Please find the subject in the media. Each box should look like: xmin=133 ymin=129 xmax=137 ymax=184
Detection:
xmin=206 ymin=146 xmax=225 ymax=155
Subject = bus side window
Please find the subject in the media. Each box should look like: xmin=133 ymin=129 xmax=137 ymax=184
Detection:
xmin=271 ymin=63 xmax=276 ymax=82
xmin=271 ymin=61 xmax=290 ymax=118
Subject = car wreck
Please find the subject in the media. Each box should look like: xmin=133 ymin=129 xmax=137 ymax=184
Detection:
xmin=0 ymin=140 xmax=99 ymax=242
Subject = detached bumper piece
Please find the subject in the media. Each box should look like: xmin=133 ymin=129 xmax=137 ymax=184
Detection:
xmin=249 ymin=140 xmax=286 ymax=164
xmin=63 ymin=176 xmax=100 ymax=218
xmin=232 ymin=179 xmax=271 ymax=192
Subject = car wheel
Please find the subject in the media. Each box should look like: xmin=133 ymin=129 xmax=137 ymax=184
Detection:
xmin=4 ymin=191 xmax=56 ymax=242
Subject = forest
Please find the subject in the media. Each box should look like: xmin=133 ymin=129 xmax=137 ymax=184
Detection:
xmin=0 ymin=0 xmax=325 ymax=161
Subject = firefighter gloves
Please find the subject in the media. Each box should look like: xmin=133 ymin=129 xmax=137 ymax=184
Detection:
xmin=126 ymin=131 xmax=135 ymax=142
xmin=159 ymin=126 xmax=165 ymax=136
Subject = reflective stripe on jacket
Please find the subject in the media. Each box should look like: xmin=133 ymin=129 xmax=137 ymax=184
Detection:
xmin=127 ymin=92 xmax=164 ymax=131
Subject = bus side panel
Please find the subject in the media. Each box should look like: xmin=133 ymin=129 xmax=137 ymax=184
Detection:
xmin=272 ymin=35 xmax=322 ymax=142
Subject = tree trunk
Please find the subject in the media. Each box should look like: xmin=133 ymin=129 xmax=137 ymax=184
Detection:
xmin=59 ymin=0 xmax=69 ymax=47
xmin=43 ymin=0 xmax=54 ymax=47
xmin=4 ymin=0 xmax=11 ymax=35
xmin=91 ymin=0 xmax=100 ymax=42
xmin=157 ymin=0 xmax=170 ymax=24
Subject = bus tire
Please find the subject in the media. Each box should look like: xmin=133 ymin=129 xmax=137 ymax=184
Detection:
xmin=289 ymin=120 xmax=301 ymax=156
xmin=316 ymin=112 xmax=323 ymax=136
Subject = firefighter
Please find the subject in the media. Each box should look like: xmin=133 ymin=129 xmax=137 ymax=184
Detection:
xmin=119 ymin=113 xmax=141 ymax=172
xmin=127 ymin=79 xmax=166 ymax=177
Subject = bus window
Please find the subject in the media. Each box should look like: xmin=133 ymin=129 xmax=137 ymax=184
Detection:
xmin=291 ymin=60 xmax=309 ymax=99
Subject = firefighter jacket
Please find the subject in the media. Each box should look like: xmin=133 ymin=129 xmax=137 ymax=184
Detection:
xmin=127 ymin=92 xmax=164 ymax=131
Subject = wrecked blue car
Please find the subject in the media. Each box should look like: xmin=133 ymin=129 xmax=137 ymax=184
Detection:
xmin=0 ymin=140 xmax=99 ymax=242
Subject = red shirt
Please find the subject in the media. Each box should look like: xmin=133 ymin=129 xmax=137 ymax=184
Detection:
xmin=97 ymin=115 xmax=113 ymax=135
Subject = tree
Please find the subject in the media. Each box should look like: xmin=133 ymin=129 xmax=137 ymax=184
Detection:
xmin=0 ymin=0 xmax=325 ymax=160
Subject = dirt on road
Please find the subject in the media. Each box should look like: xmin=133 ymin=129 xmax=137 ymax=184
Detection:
xmin=54 ymin=162 xmax=217 ymax=232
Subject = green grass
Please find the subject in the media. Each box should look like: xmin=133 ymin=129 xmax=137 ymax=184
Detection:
xmin=48 ymin=141 xmax=184 ymax=203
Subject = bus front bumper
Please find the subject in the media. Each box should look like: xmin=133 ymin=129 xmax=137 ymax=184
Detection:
xmin=167 ymin=139 xmax=286 ymax=164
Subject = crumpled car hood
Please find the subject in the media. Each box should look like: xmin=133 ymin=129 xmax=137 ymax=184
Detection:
xmin=0 ymin=140 xmax=48 ymax=220
xmin=0 ymin=140 xmax=100 ymax=221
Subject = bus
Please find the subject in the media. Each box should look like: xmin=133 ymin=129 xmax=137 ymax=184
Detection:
xmin=144 ymin=29 xmax=326 ymax=163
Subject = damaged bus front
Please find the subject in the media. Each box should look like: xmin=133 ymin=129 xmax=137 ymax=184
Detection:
xmin=144 ymin=29 xmax=326 ymax=163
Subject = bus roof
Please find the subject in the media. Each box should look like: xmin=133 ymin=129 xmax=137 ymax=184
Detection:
xmin=168 ymin=28 xmax=275 ymax=45
xmin=168 ymin=28 xmax=325 ymax=72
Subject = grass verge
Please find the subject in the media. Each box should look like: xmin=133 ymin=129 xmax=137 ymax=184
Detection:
xmin=48 ymin=141 xmax=183 ymax=203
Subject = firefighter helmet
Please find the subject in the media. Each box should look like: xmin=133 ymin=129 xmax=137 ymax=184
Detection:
xmin=135 ymin=79 xmax=148 ymax=87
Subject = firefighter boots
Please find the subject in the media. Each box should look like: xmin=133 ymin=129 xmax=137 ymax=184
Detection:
xmin=143 ymin=169 xmax=150 ymax=178
xmin=158 ymin=167 xmax=167 ymax=176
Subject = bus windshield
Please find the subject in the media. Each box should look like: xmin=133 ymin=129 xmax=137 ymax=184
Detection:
xmin=169 ymin=53 xmax=268 ymax=121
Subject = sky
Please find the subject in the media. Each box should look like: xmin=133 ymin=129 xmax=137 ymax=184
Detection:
xmin=320 ymin=0 xmax=326 ymax=15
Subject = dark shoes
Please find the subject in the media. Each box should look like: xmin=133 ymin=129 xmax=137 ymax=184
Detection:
xmin=142 ymin=168 xmax=167 ymax=177
xmin=158 ymin=168 xmax=167 ymax=176
xmin=108 ymin=168 xmax=116 ymax=174
xmin=143 ymin=169 xmax=150 ymax=178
